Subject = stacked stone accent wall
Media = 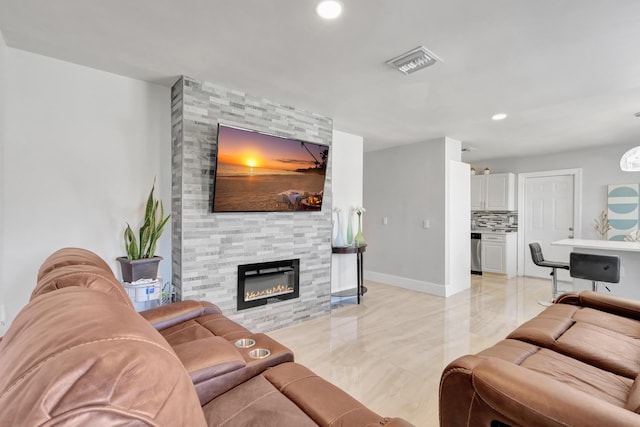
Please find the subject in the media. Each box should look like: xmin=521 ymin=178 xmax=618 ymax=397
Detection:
xmin=171 ymin=76 xmax=332 ymax=331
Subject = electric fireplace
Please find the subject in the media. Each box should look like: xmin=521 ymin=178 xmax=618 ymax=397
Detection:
xmin=237 ymin=259 xmax=300 ymax=311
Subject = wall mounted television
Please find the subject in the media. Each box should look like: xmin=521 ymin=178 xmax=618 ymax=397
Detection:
xmin=212 ymin=124 xmax=329 ymax=213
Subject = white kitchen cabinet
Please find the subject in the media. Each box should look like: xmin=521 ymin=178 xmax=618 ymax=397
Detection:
xmin=470 ymin=175 xmax=485 ymax=210
xmin=481 ymin=232 xmax=517 ymax=278
xmin=470 ymin=173 xmax=515 ymax=211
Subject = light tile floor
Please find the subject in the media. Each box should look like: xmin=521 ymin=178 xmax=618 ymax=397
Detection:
xmin=268 ymin=274 xmax=553 ymax=426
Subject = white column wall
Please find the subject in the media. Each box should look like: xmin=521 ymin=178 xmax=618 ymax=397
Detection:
xmin=446 ymin=159 xmax=471 ymax=296
xmin=331 ymin=130 xmax=363 ymax=293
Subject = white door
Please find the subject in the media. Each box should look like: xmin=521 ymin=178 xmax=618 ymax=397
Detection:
xmin=523 ymin=174 xmax=575 ymax=281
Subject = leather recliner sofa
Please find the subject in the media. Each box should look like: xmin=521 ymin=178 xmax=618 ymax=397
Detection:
xmin=439 ymin=291 xmax=640 ymax=426
xmin=0 ymin=248 xmax=414 ymax=427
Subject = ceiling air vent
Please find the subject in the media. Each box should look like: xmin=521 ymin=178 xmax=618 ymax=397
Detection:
xmin=386 ymin=46 xmax=442 ymax=75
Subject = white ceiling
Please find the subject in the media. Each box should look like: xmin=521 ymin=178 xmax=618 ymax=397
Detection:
xmin=1 ymin=0 xmax=640 ymax=161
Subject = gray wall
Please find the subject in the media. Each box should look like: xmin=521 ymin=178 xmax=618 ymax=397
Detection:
xmin=364 ymin=138 xmax=454 ymax=292
xmin=468 ymin=142 xmax=640 ymax=240
xmin=171 ymin=76 xmax=333 ymax=332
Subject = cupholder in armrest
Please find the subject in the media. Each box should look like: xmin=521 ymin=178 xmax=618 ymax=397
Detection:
xmin=235 ymin=338 xmax=256 ymax=348
xmin=248 ymin=348 xmax=271 ymax=359
xmin=240 ymin=333 xmax=294 ymax=365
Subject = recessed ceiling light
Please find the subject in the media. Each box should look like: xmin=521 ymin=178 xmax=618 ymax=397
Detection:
xmin=492 ymin=113 xmax=508 ymax=121
xmin=316 ymin=1 xmax=343 ymax=19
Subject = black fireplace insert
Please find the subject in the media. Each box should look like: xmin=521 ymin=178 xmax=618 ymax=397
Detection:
xmin=237 ymin=259 xmax=300 ymax=310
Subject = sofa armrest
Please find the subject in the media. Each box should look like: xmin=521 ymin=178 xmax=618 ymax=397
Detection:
xmin=173 ymin=336 xmax=250 ymax=405
xmin=189 ymin=333 xmax=294 ymax=405
xmin=557 ymin=291 xmax=640 ymax=321
xmin=264 ymin=362 xmax=415 ymax=427
xmin=139 ymin=300 xmax=221 ymax=330
xmin=173 ymin=337 xmax=246 ymax=383
xmin=442 ymin=355 xmax=639 ymax=426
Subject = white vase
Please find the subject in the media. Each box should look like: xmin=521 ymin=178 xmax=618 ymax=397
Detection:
xmin=346 ymin=210 xmax=354 ymax=245
xmin=354 ymin=213 xmax=365 ymax=246
xmin=333 ymin=211 xmax=346 ymax=247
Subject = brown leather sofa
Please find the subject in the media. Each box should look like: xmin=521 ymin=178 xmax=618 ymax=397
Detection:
xmin=0 ymin=248 xmax=414 ymax=427
xmin=440 ymin=291 xmax=640 ymax=426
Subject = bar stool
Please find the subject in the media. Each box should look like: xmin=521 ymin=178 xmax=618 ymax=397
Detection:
xmin=570 ymin=252 xmax=620 ymax=292
xmin=528 ymin=242 xmax=570 ymax=306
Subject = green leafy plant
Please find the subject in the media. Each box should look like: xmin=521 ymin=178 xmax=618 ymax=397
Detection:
xmin=124 ymin=182 xmax=170 ymax=259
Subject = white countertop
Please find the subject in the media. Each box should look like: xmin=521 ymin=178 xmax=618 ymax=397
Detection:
xmin=552 ymin=238 xmax=640 ymax=253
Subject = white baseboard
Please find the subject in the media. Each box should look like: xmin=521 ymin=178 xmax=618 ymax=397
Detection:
xmin=364 ymin=270 xmax=446 ymax=297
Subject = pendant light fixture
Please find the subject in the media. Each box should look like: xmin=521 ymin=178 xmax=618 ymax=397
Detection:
xmin=620 ymin=146 xmax=640 ymax=171
xmin=620 ymin=113 xmax=640 ymax=171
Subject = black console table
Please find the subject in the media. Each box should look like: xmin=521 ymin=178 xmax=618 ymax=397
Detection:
xmin=331 ymin=244 xmax=367 ymax=304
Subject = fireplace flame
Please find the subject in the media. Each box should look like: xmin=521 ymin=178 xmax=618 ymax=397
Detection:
xmin=246 ymin=284 xmax=294 ymax=301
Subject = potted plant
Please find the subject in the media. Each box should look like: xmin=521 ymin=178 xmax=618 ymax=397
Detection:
xmin=117 ymin=181 xmax=170 ymax=283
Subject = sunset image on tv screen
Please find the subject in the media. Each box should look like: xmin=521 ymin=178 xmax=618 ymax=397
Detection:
xmin=213 ymin=125 xmax=328 ymax=212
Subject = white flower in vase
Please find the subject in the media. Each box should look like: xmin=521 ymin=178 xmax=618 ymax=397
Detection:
xmin=354 ymin=206 xmax=366 ymax=246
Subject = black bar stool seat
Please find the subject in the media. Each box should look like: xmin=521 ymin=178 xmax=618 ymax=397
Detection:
xmin=570 ymin=252 xmax=620 ymax=292
xmin=529 ymin=242 xmax=570 ymax=306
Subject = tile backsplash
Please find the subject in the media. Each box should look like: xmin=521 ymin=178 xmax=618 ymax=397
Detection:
xmin=472 ymin=211 xmax=518 ymax=232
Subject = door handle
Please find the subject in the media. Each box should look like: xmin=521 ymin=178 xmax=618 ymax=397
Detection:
xmin=568 ymin=227 xmax=574 ymax=239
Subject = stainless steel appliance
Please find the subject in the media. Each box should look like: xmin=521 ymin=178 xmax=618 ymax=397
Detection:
xmin=471 ymin=232 xmax=482 ymax=275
